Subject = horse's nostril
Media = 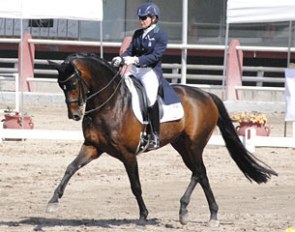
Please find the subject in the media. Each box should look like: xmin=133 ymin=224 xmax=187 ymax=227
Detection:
xmin=68 ymin=112 xmax=81 ymax=121
xmin=72 ymin=114 xmax=81 ymax=121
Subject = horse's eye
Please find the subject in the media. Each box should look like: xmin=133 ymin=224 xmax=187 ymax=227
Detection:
xmin=67 ymin=82 xmax=77 ymax=89
xmin=60 ymin=82 xmax=77 ymax=91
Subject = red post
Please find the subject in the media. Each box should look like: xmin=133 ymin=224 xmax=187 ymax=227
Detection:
xmin=18 ymin=33 xmax=35 ymax=92
xmin=119 ymin=36 xmax=132 ymax=75
xmin=226 ymin=39 xmax=243 ymax=100
xmin=119 ymin=36 xmax=132 ymax=55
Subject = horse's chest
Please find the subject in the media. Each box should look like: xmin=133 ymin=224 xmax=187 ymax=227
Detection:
xmin=83 ymin=116 xmax=123 ymax=142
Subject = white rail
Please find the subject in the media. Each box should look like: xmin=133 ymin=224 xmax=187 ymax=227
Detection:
xmin=28 ymin=38 xmax=227 ymax=51
xmin=0 ymin=38 xmax=20 ymax=43
xmin=0 ymin=129 xmax=83 ymax=141
xmin=235 ymin=86 xmax=285 ymax=92
xmin=208 ymin=134 xmax=295 ymax=148
xmin=237 ymin=45 xmax=295 ymax=52
xmin=26 ymin=77 xmax=57 ymax=83
xmin=0 ymin=128 xmax=294 ymax=148
xmin=0 ymin=36 xmax=294 ymax=52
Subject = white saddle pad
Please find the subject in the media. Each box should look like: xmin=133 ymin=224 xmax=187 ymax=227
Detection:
xmin=124 ymin=75 xmax=184 ymax=124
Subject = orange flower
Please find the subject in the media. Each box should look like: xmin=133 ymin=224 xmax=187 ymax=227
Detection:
xmin=231 ymin=111 xmax=267 ymax=124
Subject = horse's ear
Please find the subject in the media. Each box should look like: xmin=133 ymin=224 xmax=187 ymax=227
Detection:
xmin=47 ymin=60 xmax=61 ymax=72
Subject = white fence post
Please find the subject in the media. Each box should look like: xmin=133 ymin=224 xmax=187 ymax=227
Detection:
xmin=243 ymin=128 xmax=256 ymax=153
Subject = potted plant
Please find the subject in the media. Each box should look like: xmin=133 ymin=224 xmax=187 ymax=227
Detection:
xmin=2 ymin=108 xmax=34 ymax=130
xmin=231 ymin=111 xmax=270 ymax=136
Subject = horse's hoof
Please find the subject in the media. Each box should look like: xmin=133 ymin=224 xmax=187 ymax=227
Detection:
xmin=46 ymin=203 xmax=59 ymax=213
xmin=138 ymin=217 xmax=147 ymax=226
xmin=179 ymin=213 xmax=189 ymax=225
xmin=208 ymin=219 xmax=219 ymax=227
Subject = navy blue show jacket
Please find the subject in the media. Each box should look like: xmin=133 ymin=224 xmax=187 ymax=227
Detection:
xmin=121 ymin=25 xmax=168 ymax=80
xmin=122 ymin=25 xmax=180 ymax=105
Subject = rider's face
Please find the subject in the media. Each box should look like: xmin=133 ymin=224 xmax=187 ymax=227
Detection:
xmin=139 ymin=15 xmax=152 ymax=29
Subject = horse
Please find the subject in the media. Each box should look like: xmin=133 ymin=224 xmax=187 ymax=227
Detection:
xmin=47 ymin=53 xmax=277 ymax=226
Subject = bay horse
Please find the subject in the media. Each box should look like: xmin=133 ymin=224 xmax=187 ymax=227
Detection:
xmin=47 ymin=53 xmax=277 ymax=226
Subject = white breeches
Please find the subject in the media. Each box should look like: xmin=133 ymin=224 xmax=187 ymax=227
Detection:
xmin=128 ymin=65 xmax=159 ymax=106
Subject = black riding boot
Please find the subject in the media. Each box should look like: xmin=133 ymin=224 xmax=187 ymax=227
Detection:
xmin=148 ymin=101 xmax=160 ymax=149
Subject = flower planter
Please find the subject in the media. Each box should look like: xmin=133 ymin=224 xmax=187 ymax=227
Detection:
xmin=2 ymin=113 xmax=34 ymax=129
xmin=1 ymin=112 xmax=34 ymax=141
xmin=236 ymin=122 xmax=270 ymax=137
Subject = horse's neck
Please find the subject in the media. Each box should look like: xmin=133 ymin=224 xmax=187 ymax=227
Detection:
xmin=86 ymin=68 xmax=130 ymax=112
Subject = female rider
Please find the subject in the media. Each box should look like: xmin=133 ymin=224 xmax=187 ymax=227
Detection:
xmin=112 ymin=2 xmax=167 ymax=149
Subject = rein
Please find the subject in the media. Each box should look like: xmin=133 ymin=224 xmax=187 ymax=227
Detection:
xmin=86 ymin=70 xmax=120 ymax=101
xmin=83 ymin=65 xmax=129 ymax=115
xmin=84 ymin=70 xmax=123 ymax=115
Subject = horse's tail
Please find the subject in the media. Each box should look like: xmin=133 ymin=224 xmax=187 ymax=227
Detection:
xmin=209 ymin=93 xmax=278 ymax=184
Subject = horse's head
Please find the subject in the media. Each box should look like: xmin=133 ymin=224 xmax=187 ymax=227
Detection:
xmin=50 ymin=53 xmax=121 ymax=121
xmin=49 ymin=57 xmax=88 ymax=121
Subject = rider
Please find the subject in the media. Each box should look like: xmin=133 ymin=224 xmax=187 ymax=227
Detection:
xmin=112 ymin=2 xmax=167 ymax=149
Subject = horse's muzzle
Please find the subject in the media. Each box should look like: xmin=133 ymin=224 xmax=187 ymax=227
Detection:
xmin=68 ymin=105 xmax=84 ymax=121
xmin=68 ymin=109 xmax=82 ymax=121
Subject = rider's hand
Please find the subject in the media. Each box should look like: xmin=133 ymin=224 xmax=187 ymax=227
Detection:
xmin=123 ymin=56 xmax=139 ymax=65
xmin=112 ymin=56 xmax=123 ymax=67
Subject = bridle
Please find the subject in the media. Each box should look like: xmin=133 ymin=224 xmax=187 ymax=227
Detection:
xmin=58 ymin=66 xmax=124 ymax=115
xmin=58 ymin=69 xmax=89 ymax=105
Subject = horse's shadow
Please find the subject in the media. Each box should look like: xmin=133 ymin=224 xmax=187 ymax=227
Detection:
xmin=0 ymin=217 xmax=160 ymax=230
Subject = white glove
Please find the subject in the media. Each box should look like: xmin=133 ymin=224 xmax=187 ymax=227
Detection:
xmin=112 ymin=56 xmax=123 ymax=67
xmin=123 ymin=56 xmax=139 ymax=65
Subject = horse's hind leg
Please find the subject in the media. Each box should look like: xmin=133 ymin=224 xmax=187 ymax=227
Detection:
xmin=47 ymin=144 xmax=101 ymax=213
xmin=196 ymin=162 xmax=219 ymax=226
xmin=180 ymin=161 xmax=219 ymax=226
xmin=179 ymin=174 xmax=198 ymax=225
xmin=172 ymin=142 xmax=218 ymax=226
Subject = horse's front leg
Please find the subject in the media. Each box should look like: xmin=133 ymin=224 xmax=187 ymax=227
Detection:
xmin=47 ymin=144 xmax=101 ymax=213
xmin=123 ymin=155 xmax=148 ymax=225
